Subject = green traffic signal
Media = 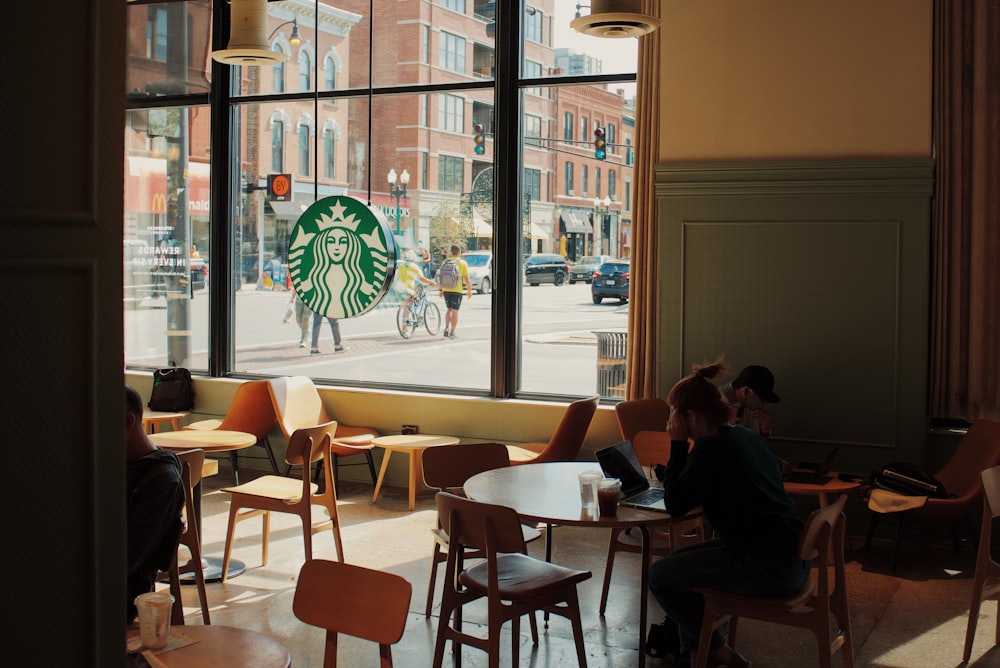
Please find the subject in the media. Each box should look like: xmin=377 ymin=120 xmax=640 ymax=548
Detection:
xmin=594 ymin=126 xmax=606 ymax=160
xmin=474 ymin=122 xmax=486 ymax=155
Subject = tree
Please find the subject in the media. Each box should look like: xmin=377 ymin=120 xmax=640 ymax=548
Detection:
xmin=428 ymin=201 xmax=472 ymax=259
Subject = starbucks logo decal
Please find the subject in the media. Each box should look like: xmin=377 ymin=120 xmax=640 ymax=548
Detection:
xmin=288 ymin=196 xmax=398 ymax=319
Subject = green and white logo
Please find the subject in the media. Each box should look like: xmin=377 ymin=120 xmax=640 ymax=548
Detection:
xmin=288 ymin=196 xmax=398 ymax=319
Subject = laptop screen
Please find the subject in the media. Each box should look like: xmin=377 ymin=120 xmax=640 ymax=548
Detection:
xmin=596 ymin=441 xmax=650 ymax=497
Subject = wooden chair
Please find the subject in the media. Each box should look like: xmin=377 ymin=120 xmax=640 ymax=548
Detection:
xmin=598 ymin=399 xmax=704 ymax=614
xmin=864 ymin=419 xmax=1000 ymax=570
xmin=505 ymin=395 xmax=600 ymax=464
xmin=432 ymin=491 xmax=591 ymax=668
xmin=267 ymin=376 xmax=379 ymax=487
xmin=184 ymin=380 xmax=279 ymax=483
xmin=963 ymin=465 xmax=1000 ymax=662
xmin=293 ymin=558 xmax=412 ymax=668
xmin=420 ymin=443 xmax=541 ymax=618
xmin=167 ymin=448 xmax=211 ymax=625
xmin=220 ymin=421 xmax=344 ymax=580
xmin=693 ymin=495 xmax=853 ymax=668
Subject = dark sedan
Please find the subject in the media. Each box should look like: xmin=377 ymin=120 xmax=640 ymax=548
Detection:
xmin=591 ymin=261 xmax=629 ymax=304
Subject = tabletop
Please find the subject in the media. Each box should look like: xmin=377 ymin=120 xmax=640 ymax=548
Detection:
xmin=150 ymin=430 xmax=256 ymax=453
xmin=127 ymin=625 xmax=290 ymax=668
xmin=464 ymin=461 xmax=675 ymax=528
xmin=372 ymin=434 xmax=460 ymax=449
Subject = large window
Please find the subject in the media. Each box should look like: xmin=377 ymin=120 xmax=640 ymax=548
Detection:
xmin=125 ymin=1 xmax=637 ymax=399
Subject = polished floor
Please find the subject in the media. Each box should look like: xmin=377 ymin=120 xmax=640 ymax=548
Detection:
xmin=165 ymin=464 xmax=1000 ymax=668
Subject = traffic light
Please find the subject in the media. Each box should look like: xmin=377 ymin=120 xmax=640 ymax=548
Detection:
xmin=593 ymin=126 xmax=607 ymax=160
xmin=473 ymin=122 xmax=486 ymax=155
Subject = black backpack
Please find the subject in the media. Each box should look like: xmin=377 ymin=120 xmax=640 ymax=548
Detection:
xmin=148 ymin=367 xmax=195 ymax=411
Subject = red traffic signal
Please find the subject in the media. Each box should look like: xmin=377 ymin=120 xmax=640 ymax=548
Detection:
xmin=473 ymin=122 xmax=486 ymax=155
xmin=593 ymin=127 xmax=607 ymax=160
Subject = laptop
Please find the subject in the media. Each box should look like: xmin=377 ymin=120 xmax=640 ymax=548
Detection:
xmin=595 ymin=441 xmax=667 ymax=511
xmin=783 ymin=447 xmax=840 ymax=485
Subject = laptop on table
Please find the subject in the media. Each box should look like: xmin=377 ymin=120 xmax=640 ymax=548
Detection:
xmin=595 ymin=440 xmax=667 ymax=511
xmin=782 ymin=447 xmax=840 ymax=485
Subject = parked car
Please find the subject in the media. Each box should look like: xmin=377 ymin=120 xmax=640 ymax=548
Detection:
xmin=460 ymin=250 xmax=494 ymax=294
xmin=523 ymin=253 xmax=569 ymax=286
xmin=591 ymin=260 xmax=629 ymax=303
xmin=569 ymin=254 xmax=612 ymax=284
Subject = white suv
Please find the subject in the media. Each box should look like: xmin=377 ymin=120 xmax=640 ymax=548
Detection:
xmin=460 ymin=251 xmax=494 ymax=294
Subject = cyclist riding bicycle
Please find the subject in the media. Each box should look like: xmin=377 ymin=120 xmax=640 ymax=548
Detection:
xmin=398 ymin=250 xmax=436 ymax=336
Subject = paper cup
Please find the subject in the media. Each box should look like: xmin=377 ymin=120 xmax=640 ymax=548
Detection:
xmin=134 ymin=591 xmax=174 ymax=649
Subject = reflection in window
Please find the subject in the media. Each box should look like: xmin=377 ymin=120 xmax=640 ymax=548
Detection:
xmin=525 ymin=168 xmax=541 ymax=203
xmin=442 ymin=0 xmax=466 ymax=11
xmin=299 ymin=49 xmax=311 ymax=91
xmin=272 ymin=120 xmax=284 ymax=172
xmin=580 ymin=116 xmax=588 ymax=140
xmin=324 ymin=56 xmax=336 ymax=90
xmin=273 ymin=45 xmax=286 ymax=92
xmin=582 ymin=165 xmax=589 ymax=197
xmin=440 ymin=32 xmax=466 ymax=73
xmin=298 ymin=122 xmax=310 ymax=176
xmin=564 ymin=161 xmax=574 ymax=195
xmin=147 ymin=7 xmax=168 ymax=61
xmin=564 ymin=112 xmax=574 ymax=141
xmin=524 ymin=61 xmax=542 ymax=96
xmin=609 ymin=169 xmax=616 ymax=200
xmin=595 ymin=167 xmax=601 ymax=198
xmin=323 ymin=124 xmax=337 ymax=179
xmin=525 ymin=114 xmax=541 ymax=147
xmin=525 ymin=7 xmax=543 ymax=43
xmin=438 ymin=155 xmax=464 ymax=192
xmin=438 ymin=94 xmax=465 ymax=133
xmin=608 ymin=123 xmax=616 ymax=148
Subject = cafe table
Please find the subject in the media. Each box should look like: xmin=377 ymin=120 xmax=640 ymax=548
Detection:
xmin=126 ymin=625 xmax=291 ymax=667
xmin=785 ymin=471 xmax=862 ymax=555
xmin=142 ymin=410 xmax=190 ymax=434
xmin=371 ymin=434 xmax=460 ymax=510
xmin=150 ymin=429 xmax=257 ymax=582
xmin=464 ymin=461 xmax=683 ymax=667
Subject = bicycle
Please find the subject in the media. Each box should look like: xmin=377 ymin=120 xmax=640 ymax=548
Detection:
xmin=396 ymin=283 xmax=441 ymax=338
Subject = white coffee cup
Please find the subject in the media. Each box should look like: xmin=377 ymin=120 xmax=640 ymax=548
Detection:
xmin=134 ymin=591 xmax=174 ymax=649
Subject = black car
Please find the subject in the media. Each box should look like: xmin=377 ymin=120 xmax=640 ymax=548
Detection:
xmin=524 ymin=253 xmax=569 ymax=286
xmin=591 ymin=261 xmax=629 ymax=303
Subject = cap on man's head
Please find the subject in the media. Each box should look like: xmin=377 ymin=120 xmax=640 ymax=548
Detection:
xmin=734 ymin=365 xmax=780 ymax=403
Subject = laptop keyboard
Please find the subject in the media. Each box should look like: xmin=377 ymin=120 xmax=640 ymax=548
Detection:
xmin=627 ymin=487 xmax=664 ymax=505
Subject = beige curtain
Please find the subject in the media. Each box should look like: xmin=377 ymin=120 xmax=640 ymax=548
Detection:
xmin=625 ymin=0 xmax=662 ymax=400
xmin=930 ymin=0 xmax=1000 ymax=419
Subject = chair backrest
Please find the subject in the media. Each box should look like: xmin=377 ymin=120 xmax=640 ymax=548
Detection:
xmin=293 ymin=559 xmax=412 ymax=653
xmin=175 ymin=448 xmax=206 ymax=511
xmin=935 ymin=420 xmax=1000 ymax=500
xmin=436 ymin=491 xmax=525 ymax=554
xmin=422 ymin=443 xmax=510 ymax=492
xmin=532 ymin=395 xmax=600 ymax=464
xmin=983 ymin=465 xmax=1000 ymax=520
xmin=285 ymin=421 xmax=338 ymax=468
xmin=217 ymin=380 xmax=277 ymax=440
xmin=268 ymin=376 xmax=333 ymax=439
xmin=615 ymin=398 xmax=669 ymax=442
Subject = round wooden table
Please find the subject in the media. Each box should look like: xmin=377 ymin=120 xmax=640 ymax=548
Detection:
xmin=127 ymin=625 xmax=290 ymax=667
xmin=142 ymin=410 xmax=190 ymax=434
xmin=465 ymin=461 xmax=682 ymax=667
xmin=149 ymin=430 xmax=257 ymax=581
xmin=371 ymin=434 xmax=460 ymax=510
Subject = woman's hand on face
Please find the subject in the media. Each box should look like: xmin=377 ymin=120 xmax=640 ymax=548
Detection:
xmin=667 ymin=410 xmax=689 ymax=442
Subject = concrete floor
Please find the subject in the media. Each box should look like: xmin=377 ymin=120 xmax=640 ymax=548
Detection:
xmin=161 ymin=466 xmax=1000 ymax=668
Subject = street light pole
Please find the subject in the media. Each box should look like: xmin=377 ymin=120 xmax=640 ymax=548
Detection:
xmin=593 ymin=195 xmax=611 ymax=255
xmin=387 ymin=167 xmax=410 ymax=238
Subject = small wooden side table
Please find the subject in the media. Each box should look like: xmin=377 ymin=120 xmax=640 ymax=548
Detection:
xmin=142 ymin=410 xmax=191 ymax=434
xmin=371 ymin=434 xmax=460 ymax=510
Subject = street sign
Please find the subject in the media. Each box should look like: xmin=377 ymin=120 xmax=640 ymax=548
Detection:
xmin=268 ymin=173 xmax=292 ymax=201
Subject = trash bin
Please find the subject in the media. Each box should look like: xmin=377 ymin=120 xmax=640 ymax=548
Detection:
xmin=593 ymin=329 xmax=628 ymax=399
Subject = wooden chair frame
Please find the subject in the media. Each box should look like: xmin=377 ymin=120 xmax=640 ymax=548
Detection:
xmin=505 ymin=395 xmax=599 ymax=465
xmin=432 ymin=492 xmax=591 ymax=668
xmin=167 ymin=448 xmax=211 ymax=625
xmin=220 ymin=421 xmax=344 ymax=580
xmin=963 ymin=465 xmax=1000 ymax=662
xmin=294 ymin=558 xmax=412 ymax=668
xmin=693 ymin=495 xmax=853 ymax=668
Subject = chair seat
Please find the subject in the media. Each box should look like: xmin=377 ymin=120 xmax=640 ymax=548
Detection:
xmin=460 ymin=553 xmax=591 ymax=601
xmin=433 ymin=524 xmax=542 ymax=549
xmin=223 ymin=475 xmax=318 ymax=501
xmin=697 ymin=578 xmax=818 ymax=615
xmin=505 ymin=443 xmax=547 ymax=463
xmin=185 ymin=419 xmax=223 ymax=430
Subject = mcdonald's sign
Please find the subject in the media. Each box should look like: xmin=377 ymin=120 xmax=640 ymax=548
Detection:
xmin=151 ymin=193 xmax=167 ymax=214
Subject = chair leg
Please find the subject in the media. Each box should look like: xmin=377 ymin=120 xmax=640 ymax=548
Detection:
xmin=890 ymin=515 xmax=903 ymax=572
xmin=599 ymin=528 xmax=623 ymax=615
xmin=864 ymin=511 xmax=880 ymax=549
xmin=229 ymin=450 xmax=240 ymax=485
xmin=333 ymin=455 xmax=340 ymax=490
xmin=565 ymin=589 xmax=588 ymax=668
xmin=261 ymin=436 xmax=279 ymax=475
xmin=365 ymin=449 xmax=378 ymax=485
xmin=221 ymin=503 xmax=239 ymax=583
xmin=425 ymin=543 xmax=442 ymax=617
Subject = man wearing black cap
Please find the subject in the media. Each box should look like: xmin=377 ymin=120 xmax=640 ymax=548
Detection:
xmin=720 ymin=364 xmax=781 ymax=438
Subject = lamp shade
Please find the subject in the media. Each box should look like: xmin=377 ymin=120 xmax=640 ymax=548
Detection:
xmin=570 ymin=0 xmax=661 ymax=39
xmin=212 ymin=0 xmax=289 ymax=65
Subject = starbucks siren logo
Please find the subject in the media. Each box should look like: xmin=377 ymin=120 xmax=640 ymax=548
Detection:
xmin=288 ymin=196 xmax=398 ymax=318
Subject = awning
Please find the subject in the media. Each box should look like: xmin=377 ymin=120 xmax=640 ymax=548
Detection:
xmin=561 ymin=212 xmax=591 ymax=235
xmin=530 ymin=223 xmax=549 ymax=239
xmin=473 ymin=211 xmax=493 ymax=237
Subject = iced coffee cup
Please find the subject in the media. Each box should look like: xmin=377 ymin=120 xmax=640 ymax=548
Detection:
xmin=134 ymin=591 xmax=174 ymax=649
xmin=597 ymin=478 xmax=622 ymax=517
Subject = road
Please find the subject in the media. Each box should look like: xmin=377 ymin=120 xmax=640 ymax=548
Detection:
xmin=125 ymin=281 xmax=629 ymax=396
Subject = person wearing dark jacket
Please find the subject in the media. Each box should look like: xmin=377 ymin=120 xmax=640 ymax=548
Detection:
xmin=125 ymin=385 xmax=184 ymax=623
xmin=649 ymin=359 xmax=808 ymax=668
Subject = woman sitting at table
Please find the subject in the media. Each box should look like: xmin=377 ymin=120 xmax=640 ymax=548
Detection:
xmin=648 ymin=358 xmax=808 ymax=668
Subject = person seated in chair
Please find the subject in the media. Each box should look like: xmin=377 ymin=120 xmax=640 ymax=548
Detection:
xmin=649 ymin=359 xmax=808 ymax=668
xmin=720 ymin=364 xmax=790 ymax=473
xmin=125 ymin=385 xmax=184 ymax=623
